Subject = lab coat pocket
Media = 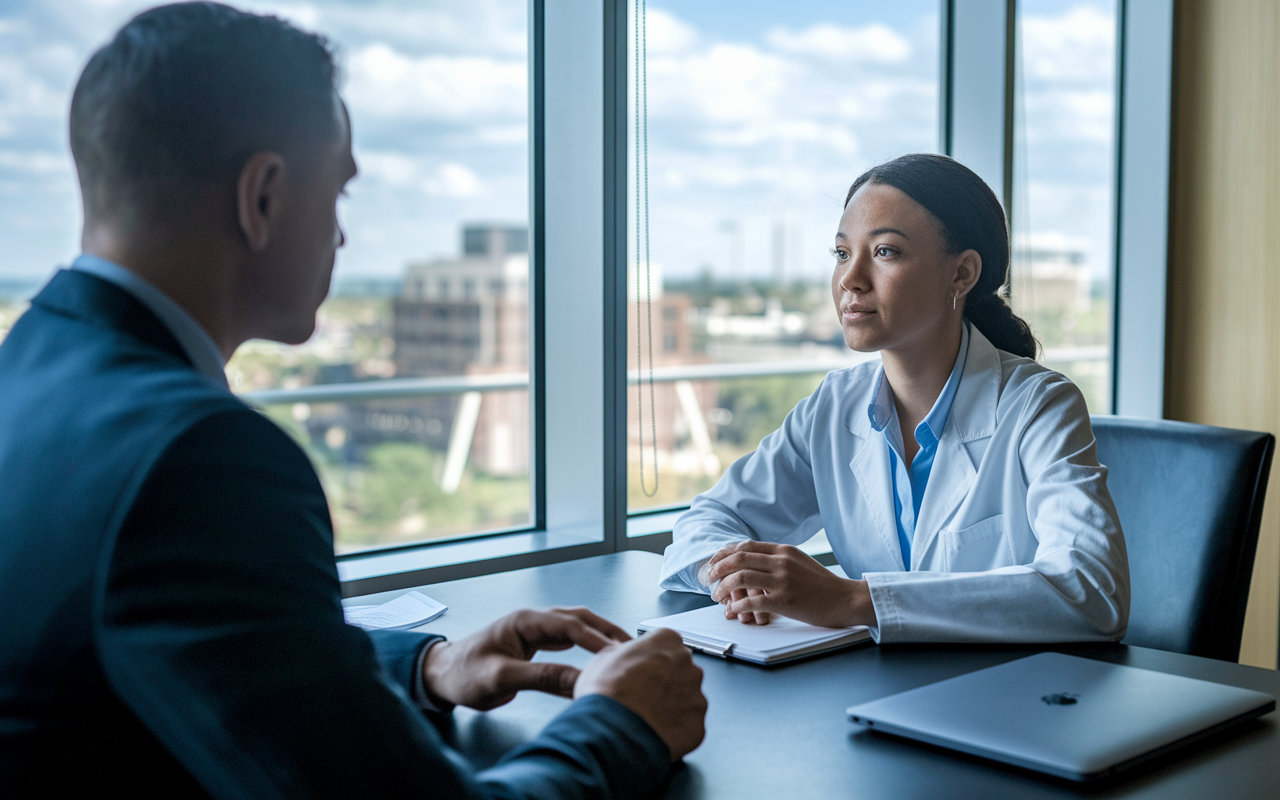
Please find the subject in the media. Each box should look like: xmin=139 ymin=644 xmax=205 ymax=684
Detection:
xmin=944 ymin=514 xmax=1009 ymax=573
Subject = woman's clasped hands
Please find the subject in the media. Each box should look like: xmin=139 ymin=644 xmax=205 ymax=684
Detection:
xmin=700 ymin=541 xmax=879 ymax=630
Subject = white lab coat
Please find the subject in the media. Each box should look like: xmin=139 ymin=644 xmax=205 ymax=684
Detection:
xmin=660 ymin=326 xmax=1130 ymax=644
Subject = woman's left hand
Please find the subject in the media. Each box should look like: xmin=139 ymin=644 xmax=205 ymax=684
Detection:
xmin=707 ymin=541 xmax=877 ymax=629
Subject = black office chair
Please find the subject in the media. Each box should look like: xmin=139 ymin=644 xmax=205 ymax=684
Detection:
xmin=1091 ymin=415 xmax=1274 ymax=662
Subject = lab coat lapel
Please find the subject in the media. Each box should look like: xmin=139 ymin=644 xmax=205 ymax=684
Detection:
xmin=912 ymin=437 xmax=976 ymax=565
xmin=847 ymin=376 xmax=906 ymax=571
xmin=912 ymin=327 xmax=1001 ymax=564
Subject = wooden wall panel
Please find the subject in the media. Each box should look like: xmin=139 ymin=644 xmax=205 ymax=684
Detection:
xmin=1168 ymin=0 xmax=1280 ymax=668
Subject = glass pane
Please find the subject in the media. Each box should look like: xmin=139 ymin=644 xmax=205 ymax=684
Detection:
xmin=1011 ymin=0 xmax=1117 ymax=413
xmin=0 ymin=1 xmax=532 ymax=552
xmin=626 ymin=1 xmax=941 ymax=514
xmin=263 ymin=393 xmax=530 ymax=554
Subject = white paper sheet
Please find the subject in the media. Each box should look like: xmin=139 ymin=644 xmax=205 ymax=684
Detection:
xmin=344 ymin=591 xmax=448 ymax=631
xmin=638 ymin=604 xmax=867 ymax=657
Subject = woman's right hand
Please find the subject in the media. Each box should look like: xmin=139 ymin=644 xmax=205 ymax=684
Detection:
xmin=707 ymin=541 xmax=878 ymax=629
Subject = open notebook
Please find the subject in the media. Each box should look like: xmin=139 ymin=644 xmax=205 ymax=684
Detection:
xmin=638 ymin=604 xmax=872 ymax=666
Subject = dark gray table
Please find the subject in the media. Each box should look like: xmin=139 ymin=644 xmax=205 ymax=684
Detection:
xmin=349 ymin=551 xmax=1280 ymax=798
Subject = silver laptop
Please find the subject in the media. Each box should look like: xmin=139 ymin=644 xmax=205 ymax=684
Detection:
xmin=846 ymin=652 xmax=1274 ymax=781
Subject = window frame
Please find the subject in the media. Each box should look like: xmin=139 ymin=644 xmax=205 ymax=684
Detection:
xmin=1111 ymin=0 xmax=1174 ymax=418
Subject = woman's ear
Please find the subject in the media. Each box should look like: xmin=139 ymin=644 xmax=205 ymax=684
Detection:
xmin=952 ymin=249 xmax=983 ymax=302
xmin=236 ymin=151 xmax=288 ymax=253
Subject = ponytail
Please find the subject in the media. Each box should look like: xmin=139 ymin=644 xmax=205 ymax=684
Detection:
xmin=963 ymin=290 xmax=1038 ymax=360
xmin=845 ymin=154 xmax=1039 ymax=359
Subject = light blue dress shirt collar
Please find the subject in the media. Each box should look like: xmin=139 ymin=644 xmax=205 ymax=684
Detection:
xmin=866 ymin=321 xmax=971 ymax=568
xmin=71 ymin=253 xmax=230 ymax=390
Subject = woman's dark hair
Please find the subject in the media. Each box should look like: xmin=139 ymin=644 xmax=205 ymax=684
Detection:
xmin=844 ymin=153 xmax=1039 ymax=359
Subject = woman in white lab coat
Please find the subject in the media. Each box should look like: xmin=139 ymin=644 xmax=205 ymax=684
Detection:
xmin=659 ymin=153 xmax=1130 ymax=644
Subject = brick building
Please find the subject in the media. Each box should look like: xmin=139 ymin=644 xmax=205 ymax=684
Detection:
xmin=392 ymin=224 xmax=530 ymax=476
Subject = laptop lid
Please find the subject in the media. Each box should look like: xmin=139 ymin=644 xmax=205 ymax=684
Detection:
xmin=846 ymin=652 xmax=1275 ymax=781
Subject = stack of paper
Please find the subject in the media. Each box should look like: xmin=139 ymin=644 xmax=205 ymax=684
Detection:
xmin=638 ymin=604 xmax=871 ymax=666
xmin=344 ymin=591 xmax=448 ymax=631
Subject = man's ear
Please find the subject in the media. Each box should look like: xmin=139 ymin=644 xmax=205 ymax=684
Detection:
xmin=952 ymin=249 xmax=983 ymax=302
xmin=237 ymin=151 xmax=287 ymax=252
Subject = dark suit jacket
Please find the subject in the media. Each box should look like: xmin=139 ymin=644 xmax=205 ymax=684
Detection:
xmin=0 ymin=270 xmax=668 ymax=798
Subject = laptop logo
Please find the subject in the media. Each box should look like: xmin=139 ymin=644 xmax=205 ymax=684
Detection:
xmin=1041 ymin=692 xmax=1080 ymax=706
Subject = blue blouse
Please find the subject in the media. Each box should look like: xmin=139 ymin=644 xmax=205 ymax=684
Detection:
xmin=866 ymin=322 xmax=970 ymax=568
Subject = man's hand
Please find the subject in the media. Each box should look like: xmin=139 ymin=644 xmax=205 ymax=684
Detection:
xmin=706 ymin=541 xmax=878 ymax=629
xmin=575 ymin=629 xmax=707 ymax=761
xmin=423 ymin=606 xmax=629 ymax=711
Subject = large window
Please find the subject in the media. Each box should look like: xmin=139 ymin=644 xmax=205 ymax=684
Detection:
xmin=626 ymin=0 xmax=941 ymax=515
xmin=1010 ymin=0 xmax=1117 ymax=413
xmin=0 ymin=1 xmax=533 ymax=554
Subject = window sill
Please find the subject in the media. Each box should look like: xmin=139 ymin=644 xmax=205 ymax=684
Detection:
xmin=338 ymin=516 xmax=838 ymax=598
xmin=626 ymin=508 xmax=686 ymax=538
xmin=337 ymin=526 xmax=604 ymax=597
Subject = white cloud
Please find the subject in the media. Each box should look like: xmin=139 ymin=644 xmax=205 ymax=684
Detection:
xmin=426 ymin=162 xmax=482 ymax=197
xmin=1021 ymin=6 xmax=1115 ymax=84
xmin=642 ymin=7 xmax=697 ymax=56
xmin=637 ymin=26 xmax=934 ymax=171
xmin=475 ymin=124 xmax=526 ymax=145
xmin=766 ymin=23 xmax=911 ymax=65
xmin=1022 ymin=88 xmax=1114 ymax=144
xmin=241 ymin=0 xmax=527 ymax=59
xmin=243 ymin=1 xmax=323 ymax=32
xmin=345 ymin=43 xmax=526 ymax=121
xmin=0 ymin=52 xmax=75 ymax=125
xmin=1017 ymin=7 xmax=1118 ymax=149
xmin=0 ymin=150 xmax=70 ymax=174
xmin=356 ymin=150 xmax=484 ymax=198
xmin=647 ymin=43 xmax=793 ymax=126
xmin=356 ymin=150 xmax=420 ymax=187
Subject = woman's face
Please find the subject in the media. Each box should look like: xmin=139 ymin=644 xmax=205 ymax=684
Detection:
xmin=830 ymin=182 xmax=973 ymax=355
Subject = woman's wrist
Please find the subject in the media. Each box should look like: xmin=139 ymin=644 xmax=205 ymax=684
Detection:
xmin=845 ymin=579 xmax=878 ymax=627
xmin=695 ymin=557 xmax=716 ymax=590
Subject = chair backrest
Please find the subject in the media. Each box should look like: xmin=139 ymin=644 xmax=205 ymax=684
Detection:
xmin=1092 ymin=415 xmax=1274 ymax=662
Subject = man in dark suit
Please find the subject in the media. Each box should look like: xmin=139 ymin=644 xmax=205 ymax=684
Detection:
xmin=0 ymin=3 xmax=705 ymax=797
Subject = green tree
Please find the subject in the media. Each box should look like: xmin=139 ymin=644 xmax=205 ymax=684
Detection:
xmin=716 ymin=374 xmax=824 ymax=449
xmin=360 ymin=442 xmax=444 ymax=525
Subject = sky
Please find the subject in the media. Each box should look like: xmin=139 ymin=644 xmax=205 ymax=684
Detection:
xmin=0 ymin=0 xmax=530 ymax=287
xmin=631 ymin=0 xmax=939 ymax=285
xmin=1015 ymin=0 xmax=1117 ymax=276
xmin=0 ymin=0 xmax=1116 ymax=288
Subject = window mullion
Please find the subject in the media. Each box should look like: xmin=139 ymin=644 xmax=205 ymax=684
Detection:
xmin=943 ymin=0 xmax=1016 ymax=213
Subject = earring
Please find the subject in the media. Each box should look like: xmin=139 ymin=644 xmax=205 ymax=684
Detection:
xmin=953 ymin=293 xmax=957 ymax=311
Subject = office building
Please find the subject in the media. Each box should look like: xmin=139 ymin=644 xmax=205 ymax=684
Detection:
xmin=391 ymin=224 xmax=531 ymax=476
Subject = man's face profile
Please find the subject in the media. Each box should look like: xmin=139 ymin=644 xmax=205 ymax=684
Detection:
xmin=242 ymin=94 xmax=358 ymax=346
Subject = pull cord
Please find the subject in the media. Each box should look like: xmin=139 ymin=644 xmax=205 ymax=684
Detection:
xmin=634 ymin=0 xmax=658 ymax=497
